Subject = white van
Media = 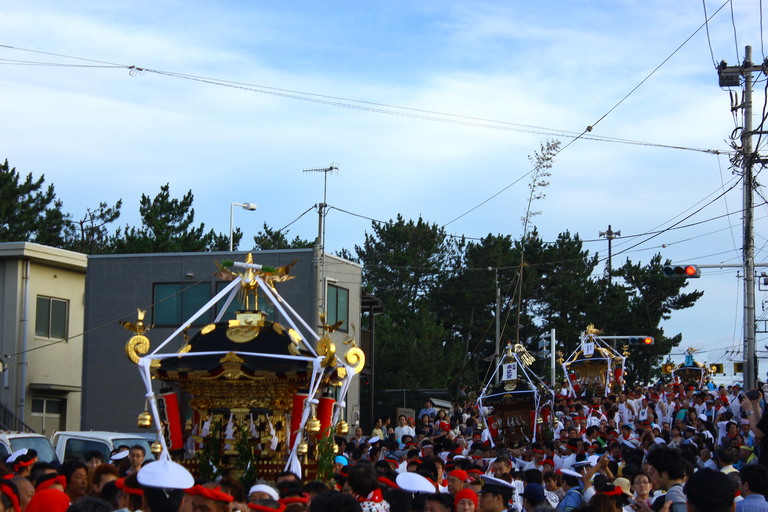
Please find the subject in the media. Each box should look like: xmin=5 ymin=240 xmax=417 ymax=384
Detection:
xmin=0 ymin=432 xmax=58 ymax=463
xmin=51 ymin=431 xmax=155 ymax=463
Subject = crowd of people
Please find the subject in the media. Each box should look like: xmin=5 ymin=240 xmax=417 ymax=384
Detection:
xmin=0 ymin=379 xmax=766 ymax=512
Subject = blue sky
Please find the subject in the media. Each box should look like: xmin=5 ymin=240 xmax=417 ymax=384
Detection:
xmin=1 ymin=0 xmax=767 ymax=375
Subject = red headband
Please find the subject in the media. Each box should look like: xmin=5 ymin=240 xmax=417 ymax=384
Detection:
xmin=377 ymin=476 xmax=398 ymax=488
xmin=13 ymin=458 xmax=35 ymax=472
xmin=0 ymin=480 xmax=20 ymax=512
xmin=185 ymin=485 xmax=233 ymax=503
xmin=533 ymin=449 xmax=546 ymax=454
xmin=35 ymin=474 xmax=66 ymax=492
xmin=115 ymin=478 xmax=144 ymax=496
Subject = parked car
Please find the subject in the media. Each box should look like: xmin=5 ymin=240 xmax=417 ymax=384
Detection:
xmin=51 ymin=431 xmax=155 ymax=463
xmin=0 ymin=431 xmax=58 ymax=463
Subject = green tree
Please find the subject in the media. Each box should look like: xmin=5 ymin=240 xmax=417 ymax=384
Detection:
xmin=0 ymin=159 xmax=69 ymax=245
xmin=355 ymin=215 xmax=461 ymax=389
xmin=111 ymin=184 xmax=228 ymax=253
xmin=253 ymin=223 xmax=313 ymax=250
xmin=609 ymin=254 xmax=704 ymax=385
xmin=62 ymin=200 xmax=123 ymax=254
xmin=535 ymin=231 xmax=601 ymax=357
xmin=433 ymin=233 xmax=519 ymax=388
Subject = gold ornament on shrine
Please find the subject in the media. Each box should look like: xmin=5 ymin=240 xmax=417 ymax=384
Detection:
xmin=151 ymin=441 xmax=163 ymax=455
xmin=137 ymin=411 xmax=152 ymax=429
xmin=336 ymin=420 xmax=349 ymax=435
xmin=306 ymin=416 xmax=322 ymax=435
xmin=122 ymin=309 xmax=153 ymax=364
xmin=297 ymin=441 xmax=308 ymax=456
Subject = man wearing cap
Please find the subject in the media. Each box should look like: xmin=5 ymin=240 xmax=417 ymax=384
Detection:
xmin=556 ymin=469 xmax=584 ymax=512
xmin=446 ymin=469 xmax=467 ymax=497
xmin=455 ymin=488 xmax=478 ymax=512
xmin=478 ymin=475 xmax=514 ymax=512
xmin=137 ymin=459 xmax=195 ymax=512
xmin=520 ymin=483 xmax=547 ymax=511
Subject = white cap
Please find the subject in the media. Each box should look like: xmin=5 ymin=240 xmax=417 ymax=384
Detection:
xmin=110 ymin=450 xmax=129 ymax=462
xmin=248 ymin=484 xmax=279 ymax=501
xmin=6 ymin=449 xmax=28 ymax=464
xmin=558 ymin=468 xmax=582 ymax=478
xmin=137 ymin=459 xmax=194 ymax=490
xmin=396 ymin=472 xmax=435 ymax=494
xmin=654 ymin=437 xmax=667 ymax=445
xmin=369 ymin=436 xmax=380 ymax=444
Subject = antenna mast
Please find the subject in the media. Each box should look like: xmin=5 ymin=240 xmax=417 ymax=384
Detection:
xmin=303 ymin=163 xmax=339 ymax=333
xmin=302 ymin=162 xmax=339 ymax=249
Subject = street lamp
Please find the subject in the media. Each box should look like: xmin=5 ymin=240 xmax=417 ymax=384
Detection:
xmin=230 ymin=202 xmax=257 ymax=251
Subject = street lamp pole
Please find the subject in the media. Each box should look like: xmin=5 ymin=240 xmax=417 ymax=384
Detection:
xmin=230 ymin=202 xmax=257 ymax=251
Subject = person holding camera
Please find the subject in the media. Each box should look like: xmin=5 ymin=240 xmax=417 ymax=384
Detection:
xmin=737 ymin=388 xmax=767 ymax=467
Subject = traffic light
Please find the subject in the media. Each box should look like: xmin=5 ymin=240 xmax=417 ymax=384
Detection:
xmin=663 ymin=264 xmax=701 ymax=278
xmin=628 ymin=336 xmax=654 ymax=345
xmin=710 ymin=363 xmax=724 ymax=374
xmin=734 ymin=362 xmax=744 ymax=374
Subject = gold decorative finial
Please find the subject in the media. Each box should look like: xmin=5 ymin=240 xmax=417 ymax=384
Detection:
xmin=513 ymin=343 xmax=535 ymax=366
xmin=120 ymin=309 xmax=152 ymax=335
xmin=123 ymin=310 xmax=152 ymax=364
xmin=585 ymin=324 xmax=602 ymax=335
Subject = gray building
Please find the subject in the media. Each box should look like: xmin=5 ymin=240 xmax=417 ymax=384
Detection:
xmin=82 ymin=248 xmax=366 ymax=432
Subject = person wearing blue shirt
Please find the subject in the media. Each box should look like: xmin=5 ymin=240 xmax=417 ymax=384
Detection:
xmin=737 ymin=465 xmax=768 ymax=512
xmin=417 ymin=399 xmax=437 ymax=420
xmin=556 ymin=470 xmax=584 ymax=512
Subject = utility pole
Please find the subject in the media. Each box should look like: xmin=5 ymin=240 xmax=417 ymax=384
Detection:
xmin=718 ymin=46 xmax=764 ymax=389
xmin=743 ymin=46 xmax=756 ymax=390
xmin=599 ymin=225 xmax=620 ymax=281
xmin=489 ymin=267 xmax=501 ymax=385
xmin=303 ymin=163 xmax=339 ymax=332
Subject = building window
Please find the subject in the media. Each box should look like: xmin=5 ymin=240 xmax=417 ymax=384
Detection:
xmin=215 ymin=282 xmax=275 ymax=322
xmin=31 ymin=397 xmax=65 ymax=435
xmin=153 ymin=283 xmax=211 ymax=326
xmin=35 ymin=296 xmax=68 ymax=339
xmin=327 ymin=284 xmax=349 ymax=332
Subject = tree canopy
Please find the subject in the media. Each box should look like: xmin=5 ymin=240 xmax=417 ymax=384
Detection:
xmin=1 ymin=157 xmax=704 ymax=388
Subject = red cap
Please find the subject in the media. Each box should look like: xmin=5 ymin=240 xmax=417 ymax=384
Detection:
xmin=449 ymin=469 xmax=468 ymax=482
xmin=455 ymin=488 xmax=479 ymax=508
xmin=25 ymin=488 xmax=69 ymax=512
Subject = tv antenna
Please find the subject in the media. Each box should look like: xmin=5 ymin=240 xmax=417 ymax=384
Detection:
xmin=303 ymin=163 xmax=339 ymax=248
xmin=303 ymin=163 xmax=339 ymax=336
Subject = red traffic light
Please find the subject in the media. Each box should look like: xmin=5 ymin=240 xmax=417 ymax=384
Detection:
xmin=629 ymin=336 xmax=655 ymax=345
xmin=663 ymin=264 xmax=701 ymax=278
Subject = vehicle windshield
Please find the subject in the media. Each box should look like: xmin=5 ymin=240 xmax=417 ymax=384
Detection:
xmin=10 ymin=437 xmax=58 ymax=463
xmin=112 ymin=438 xmax=155 ymax=461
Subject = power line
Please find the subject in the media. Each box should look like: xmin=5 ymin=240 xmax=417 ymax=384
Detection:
xmin=0 ymin=45 xmax=729 ymax=156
